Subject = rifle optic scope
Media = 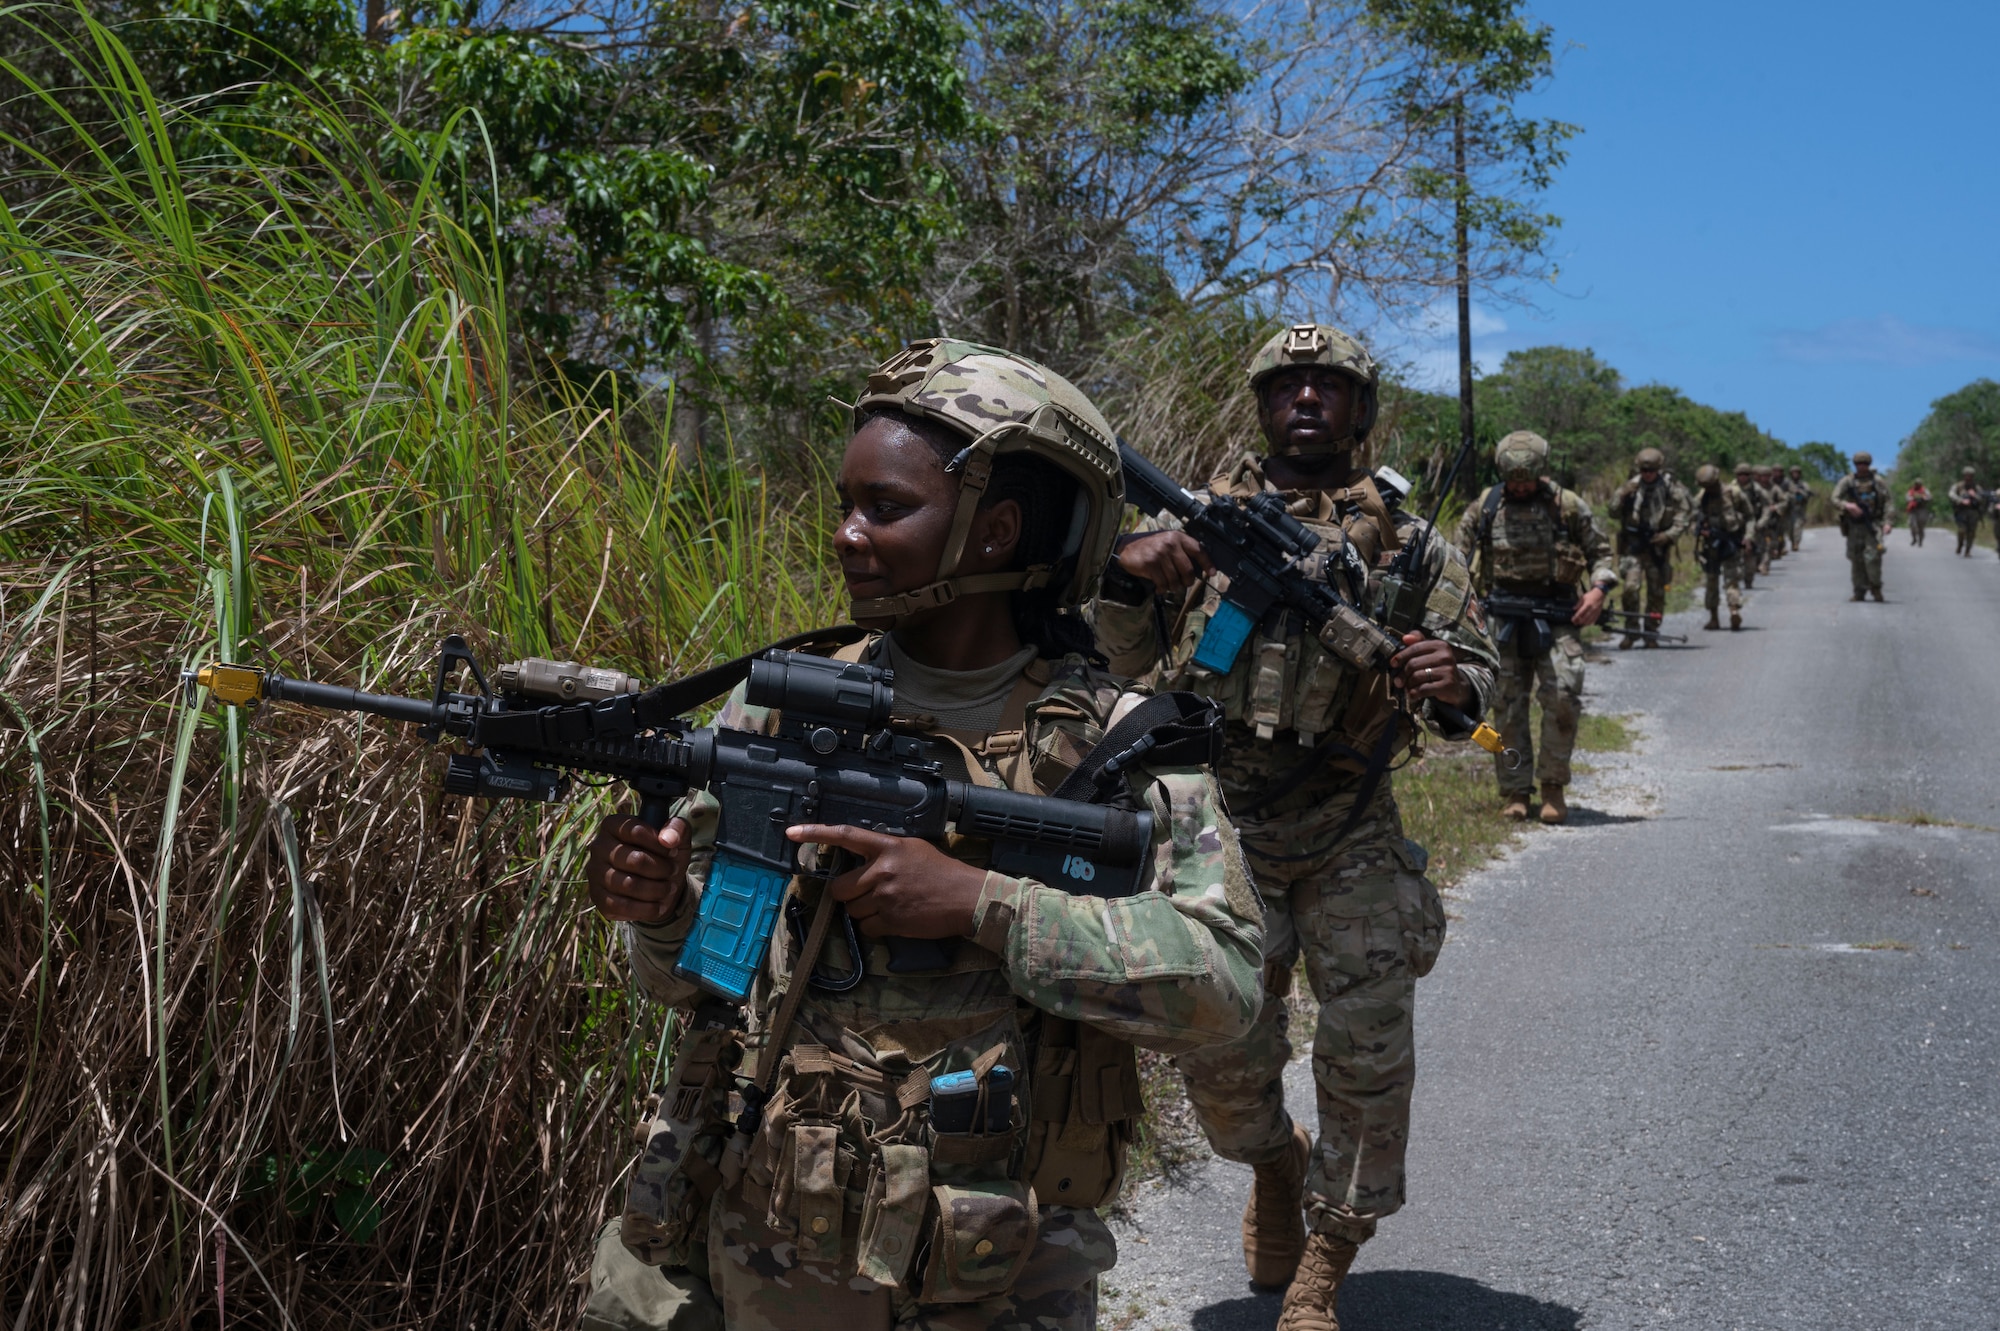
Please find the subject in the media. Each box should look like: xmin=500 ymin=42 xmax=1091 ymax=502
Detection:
xmin=1243 ymin=491 xmax=1320 ymax=559
xmin=746 ymin=651 xmax=894 ymax=729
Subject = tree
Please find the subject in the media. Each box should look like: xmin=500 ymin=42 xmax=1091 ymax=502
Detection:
xmin=1890 ymin=380 xmax=2000 ymax=483
xmin=1477 ymin=345 xmax=1619 ymax=481
xmin=1363 ymin=0 xmax=1576 ymax=488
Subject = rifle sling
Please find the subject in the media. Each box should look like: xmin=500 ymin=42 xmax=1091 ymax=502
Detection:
xmin=634 ymin=624 xmax=867 ymax=726
xmin=1049 ymin=691 xmax=1224 ymax=804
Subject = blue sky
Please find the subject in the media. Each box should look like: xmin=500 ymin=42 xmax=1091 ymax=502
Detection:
xmin=1399 ymin=0 xmax=2000 ymax=461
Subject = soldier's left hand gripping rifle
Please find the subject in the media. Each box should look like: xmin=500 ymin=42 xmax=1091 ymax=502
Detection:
xmin=187 ymin=627 xmax=1190 ymax=1004
xmin=1115 ymin=440 xmax=1502 ymax=756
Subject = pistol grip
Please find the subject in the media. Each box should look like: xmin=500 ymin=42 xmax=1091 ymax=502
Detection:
xmin=674 ymin=852 xmax=790 ymax=1002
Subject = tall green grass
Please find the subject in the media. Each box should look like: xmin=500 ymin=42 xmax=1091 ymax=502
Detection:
xmin=0 ymin=12 xmax=840 ymax=1326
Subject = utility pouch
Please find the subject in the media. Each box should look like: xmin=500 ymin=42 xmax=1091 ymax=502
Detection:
xmin=620 ymin=1011 xmax=739 ymax=1267
xmin=790 ymin=1124 xmax=845 ymax=1264
xmin=1552 ymin=540 xmax=1588 ymax=586
xmin=919 ymin=1180 xmax=1039 ymax=1304
xmin=854 ymin=1144 xmax=931 ymax=1288
xmin=1393 ymin=839 xmax=1446 ymax=979
xmin=1024 ymin=1019 xmax=1141 ymax=1208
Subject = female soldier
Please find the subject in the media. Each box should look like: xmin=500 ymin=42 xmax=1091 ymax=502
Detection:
xmin=584 ymin=340 xmax=1263 ymax=1330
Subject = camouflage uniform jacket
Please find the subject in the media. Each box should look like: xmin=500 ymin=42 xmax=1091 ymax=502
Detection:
xmin=1761 ymin=481 xmax=1791 ymax=529
xmin=1089 ymin=452 xmax=1498 ymax=805
xmin=1693 ymin=483 xmax=1756 ymax=537
xmin=1738 ymin=481 xmax=1769 ymax=536
xmin=1948 ymin=480 xmax=1987 ymax=519
xmin=1836 ymin=473 xmax=1894 ymax=529
xmin=1609 ymin=473 xmax=1692 ymax=555
xmin=1790 ymin=480 xmax=1812 ymax=513
xmin=629 ymin=650 xmax=1261 ymax=1037
xmin=1455 ymin=481 xmax=1618 ymax=597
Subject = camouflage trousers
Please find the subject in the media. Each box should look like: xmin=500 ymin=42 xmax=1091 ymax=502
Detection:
xmin=1174 ymin=780 xmax=1444 ymax=1245
xmin=1616 ymin=552 xmax=1672 ymax=618
xmin=699 ymin=1178 xmax=1112 ymax=1330
xmin=1790 ymin=510 xmax=1805 ymax=550
xmin=1955 ymin=514 xmax=1980 ymax=555
xmin=1908 ymin=510 xmax=1927 ymax=545
xmin=1491 ymin=625 xmax=1585 ymax=794
xmin=1702 ymin=555 xmax=1744 ymax=614
xmin=585 ymin=1218 xmax=723 ymax=1331
xmin=1845 ymin=524 xmax=1883 ymax=594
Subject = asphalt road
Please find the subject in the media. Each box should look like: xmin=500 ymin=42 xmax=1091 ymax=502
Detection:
xmin=1103 ymin=527 xmax=2000 ymax=1330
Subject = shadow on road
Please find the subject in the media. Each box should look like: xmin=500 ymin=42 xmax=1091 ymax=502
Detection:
xmin=1558 ymin=806 xmax=1651 ymax=828
xmin=1184 ymin=1271 xmax=1581 ymax=1330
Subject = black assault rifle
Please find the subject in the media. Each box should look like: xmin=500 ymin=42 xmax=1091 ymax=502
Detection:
xmin=1114 ymin=442 xmax=1499 ymax=756
xmin=190 ymin=630 xmax=1196 ymax=1002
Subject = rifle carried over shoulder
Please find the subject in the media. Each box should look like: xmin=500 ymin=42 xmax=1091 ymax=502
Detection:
xmin=191 ymin=631 xmax=1194 ymax=1002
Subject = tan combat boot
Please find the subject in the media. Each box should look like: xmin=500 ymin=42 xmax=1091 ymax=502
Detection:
xmin=1539 ymin=784 xmax=1567 ymax=825
xmin=1502 ymin=792 xmax=1532 ymax=821
xmin=1703 ymin=609 xmax=1721 ymax=631
xmin=1244 ymin=1122 xmax=1313 ymax=1288
xmin=1274 ymin=1231 xmax=1361 ymax=1331
xmin=1870 ymin=588 xmax=1884 ymax=602
xmin=1617 ymin=632 xmax=1637 ymax=650
xmin=1730 ymin=610 xmax=1742 ymax=630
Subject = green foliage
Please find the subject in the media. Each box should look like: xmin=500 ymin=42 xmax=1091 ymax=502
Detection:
xmin=1890 ymin=379 xmax=2000 ymax=484
xmin=0 ymin=19 xmax=841 ymax=1324
xmin=1364 ymin=0 xmax=1577 ymax=288
xmin=1462 ymin=346 xmax=1797 ymax=493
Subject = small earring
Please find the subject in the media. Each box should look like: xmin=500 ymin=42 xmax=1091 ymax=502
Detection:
xmin=983 ymin=545 xmax=994 ymax=554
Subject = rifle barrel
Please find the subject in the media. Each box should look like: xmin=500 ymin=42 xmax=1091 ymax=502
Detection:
xmin=265 ymin=673 xmax=440 ymax=725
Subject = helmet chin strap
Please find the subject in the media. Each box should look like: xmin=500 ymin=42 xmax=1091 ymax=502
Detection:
xmin=849 ymin=419 xmax=1053 ymax=630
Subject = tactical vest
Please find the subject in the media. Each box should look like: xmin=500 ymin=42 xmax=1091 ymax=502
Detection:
xmin=1161 ymin=466 xmax=1411 ymax=764
xmin=622 ymin=641 xmax=1148 ymax=1302
xmin=1474 ymin=482 xmax=1589 ymax=592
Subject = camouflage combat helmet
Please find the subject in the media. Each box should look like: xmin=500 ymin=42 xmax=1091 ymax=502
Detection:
xmin=1734 ymin=461 xmax=1752 ymax=477
xmin=848 ymin=338 xmax=1123 ymax=627
xmin=1852 ymin=451 xmax=1873 ymax=467
xmin=1963 ymin=465 xmax=1976 ymax=478
xmin=1635 ymin=447 xmax=1665 ymax=471
xmin=1244 ymin=323 xmax=1380 ymax=449
xmin=1695 ymin=464 xmax=1721 ymax=487
xmin=1494 ymin=430 xmax=1550 ymax=483
xmin=1790 ymin=465 xmax=1803 ymax=475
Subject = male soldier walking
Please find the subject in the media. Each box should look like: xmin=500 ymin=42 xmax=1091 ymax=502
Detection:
xmin=1948 ymin=466 xmax=1984 ymax=556
xmin=1455 ymin=431 xmax=1616 ymax=826
xmin=1905 ymin=477 xmax=1933 ymax=546
xmin=1833 ymin=451 xmax=1892 ymax=600
xmin=1733 ymin=463 xmax=1762 ymax=587
xmin=1754 ymin=466 xmax=1786 ymax=568
xmin=1787 ymin=464 xmax=1811 ymax=550
xmin=1608 ymin=447 xmax=1690 ymax=648
xmin=1691 ymin=464 xmax=1754 ymax=630
xmin=1094 ymin=324 xmax=1499 ymax=1331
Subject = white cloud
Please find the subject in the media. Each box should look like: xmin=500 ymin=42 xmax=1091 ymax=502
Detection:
xmin=1380 ymin=297 xmax=1511 ymax=391
xmin=1772 ymin=315 xmax=2000 ymax=367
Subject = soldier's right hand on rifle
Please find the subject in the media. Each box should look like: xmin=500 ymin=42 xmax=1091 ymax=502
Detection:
xmin=587 ymin=815 xmax=694 ymax=924
xmin=1114 ymin=530 xmax=1212 ymax=593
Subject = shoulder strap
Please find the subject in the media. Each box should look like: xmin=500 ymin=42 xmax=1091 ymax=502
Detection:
xmin=1049 ymin=691 xmax=1224 ymax=804
xmin=1478 ymin=483 xmax=1506 ymax=548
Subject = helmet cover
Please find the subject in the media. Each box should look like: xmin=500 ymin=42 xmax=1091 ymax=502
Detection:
xmin=848 ymin=339 xmax=1122 ymax=628
xmin=1494 ymin=430 xmax=1551 ymax=483
xmin=1244 ymin=324 xmax=1380 ymax=449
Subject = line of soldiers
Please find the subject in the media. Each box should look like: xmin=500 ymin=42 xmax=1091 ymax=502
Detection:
xmin=581 ymin=325 xmax=1499 ymax=1331
xmin=571 ymin=322 xmax=1879 ymax=1331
